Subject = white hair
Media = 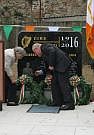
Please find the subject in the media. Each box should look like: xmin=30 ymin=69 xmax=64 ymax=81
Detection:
xmin=14 ymin=47 xmax=26 ymax=56
xmin=32 ymin=43 xmax=42 ymax=51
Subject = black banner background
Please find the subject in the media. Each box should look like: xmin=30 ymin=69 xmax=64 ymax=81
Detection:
xmin=18 ymin=32 xmax=82 ymax=76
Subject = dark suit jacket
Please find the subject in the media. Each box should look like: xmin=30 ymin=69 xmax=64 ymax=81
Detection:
xmin=41 ymin=44 xmax=71 ymax=73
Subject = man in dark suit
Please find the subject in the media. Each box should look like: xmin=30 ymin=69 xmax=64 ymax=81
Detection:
xmin=32 ymin=43 xmax=75 ymax=110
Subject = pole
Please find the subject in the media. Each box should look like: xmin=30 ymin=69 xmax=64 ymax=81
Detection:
xmin=0 ymin=103 xmax=2 ymax=111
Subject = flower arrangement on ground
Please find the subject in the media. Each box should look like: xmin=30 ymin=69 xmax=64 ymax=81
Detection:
xmin=16 ymin=74 xmax=49 ymax=104
xmin=69 ymin=75 xmax=80 ymax=105
xmin=69 ymin=75 xmax=92 ymax=105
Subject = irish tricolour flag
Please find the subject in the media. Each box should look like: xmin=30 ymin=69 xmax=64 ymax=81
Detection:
xmin=86 ymin=0 xmax=94 ymax=59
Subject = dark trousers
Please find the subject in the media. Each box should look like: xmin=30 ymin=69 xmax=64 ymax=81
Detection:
xmin=5 ymin=72 xmax=17 ymax=102
xmin=51 ymin=71 xmax=74 ymax=106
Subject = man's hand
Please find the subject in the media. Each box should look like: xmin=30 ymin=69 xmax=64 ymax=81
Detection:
xmin=35 ymin=70 xmax=43 ymax=76
xmin=48 ymin=66 xmax=54 ymax=71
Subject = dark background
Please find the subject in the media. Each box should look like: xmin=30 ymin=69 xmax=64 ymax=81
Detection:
xmin=18 ymin=32 xmax=82 ymax=76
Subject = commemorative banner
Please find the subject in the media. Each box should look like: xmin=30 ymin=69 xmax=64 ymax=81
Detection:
xmin=18 ymin=32 xmax=82 ymax=76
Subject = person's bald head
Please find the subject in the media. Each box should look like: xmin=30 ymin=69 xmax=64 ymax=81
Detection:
xmin=32 ymin=43 xmax=42 ymax=57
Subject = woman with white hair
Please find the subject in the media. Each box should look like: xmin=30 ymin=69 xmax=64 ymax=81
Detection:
xmin=5 ymin=47 xmax=26 ymax=106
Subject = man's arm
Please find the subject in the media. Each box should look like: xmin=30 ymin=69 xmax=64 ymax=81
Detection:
xmin=5 ymin=55 xmax=15 ymax=83
xmin=47 ymin=46 xmax=56 ymax=69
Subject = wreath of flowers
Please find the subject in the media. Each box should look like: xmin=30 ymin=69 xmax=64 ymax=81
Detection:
xmin=16 ymin=74 xmax=49 ymax=104
xmin=16 ymin=75 xmax=33 ymax=104
xmin=44 ymin=74 xmax=52 ymax=88
xmin=69 ymin=75 xmax=80 ymax=105
xmin=69 ymin=75 xmax=80 ymax=87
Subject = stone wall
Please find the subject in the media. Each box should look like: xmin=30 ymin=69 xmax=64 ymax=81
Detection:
xmin=42 ymin=0 xmax=86 ymax=18
xmin=0 ymin=0 xmax=86 ymax=25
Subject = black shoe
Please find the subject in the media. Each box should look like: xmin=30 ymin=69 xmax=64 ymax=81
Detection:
xmin=92 ymin=110 xmax=94 ymax=113
xmin=0 ymin=103 xmax=2 ymax=111
xmin=7 ymin=102 xmax=18 ymax=106
xmin=60 ymin=104 xmax=75 ymax=110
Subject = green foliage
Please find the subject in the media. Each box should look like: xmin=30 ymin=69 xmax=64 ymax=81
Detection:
xmin=16 ymin=75 xmax=50 ymax=104
xmin=78 ymin=76 xmax=92 ymax=105
xmin=73 ymin=76 xmax=92 ymax=105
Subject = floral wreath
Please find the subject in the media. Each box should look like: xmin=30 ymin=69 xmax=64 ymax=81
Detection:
xmin=16 ymin=74 xmax=33 ymax=104
xmin=69 ymin=75 xmax=80 ymax=104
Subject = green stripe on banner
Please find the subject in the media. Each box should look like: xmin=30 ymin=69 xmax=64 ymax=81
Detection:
xmin=72 ymin=26 xmax=82 ymax=32
xmin=3 ymin=25 xmax=13 ymax=40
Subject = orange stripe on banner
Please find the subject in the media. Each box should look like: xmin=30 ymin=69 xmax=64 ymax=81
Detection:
xmin=25 ymin=25 xmax=35 ymax=32
xmin=86 ymin=23 xmax=94 ymax=59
